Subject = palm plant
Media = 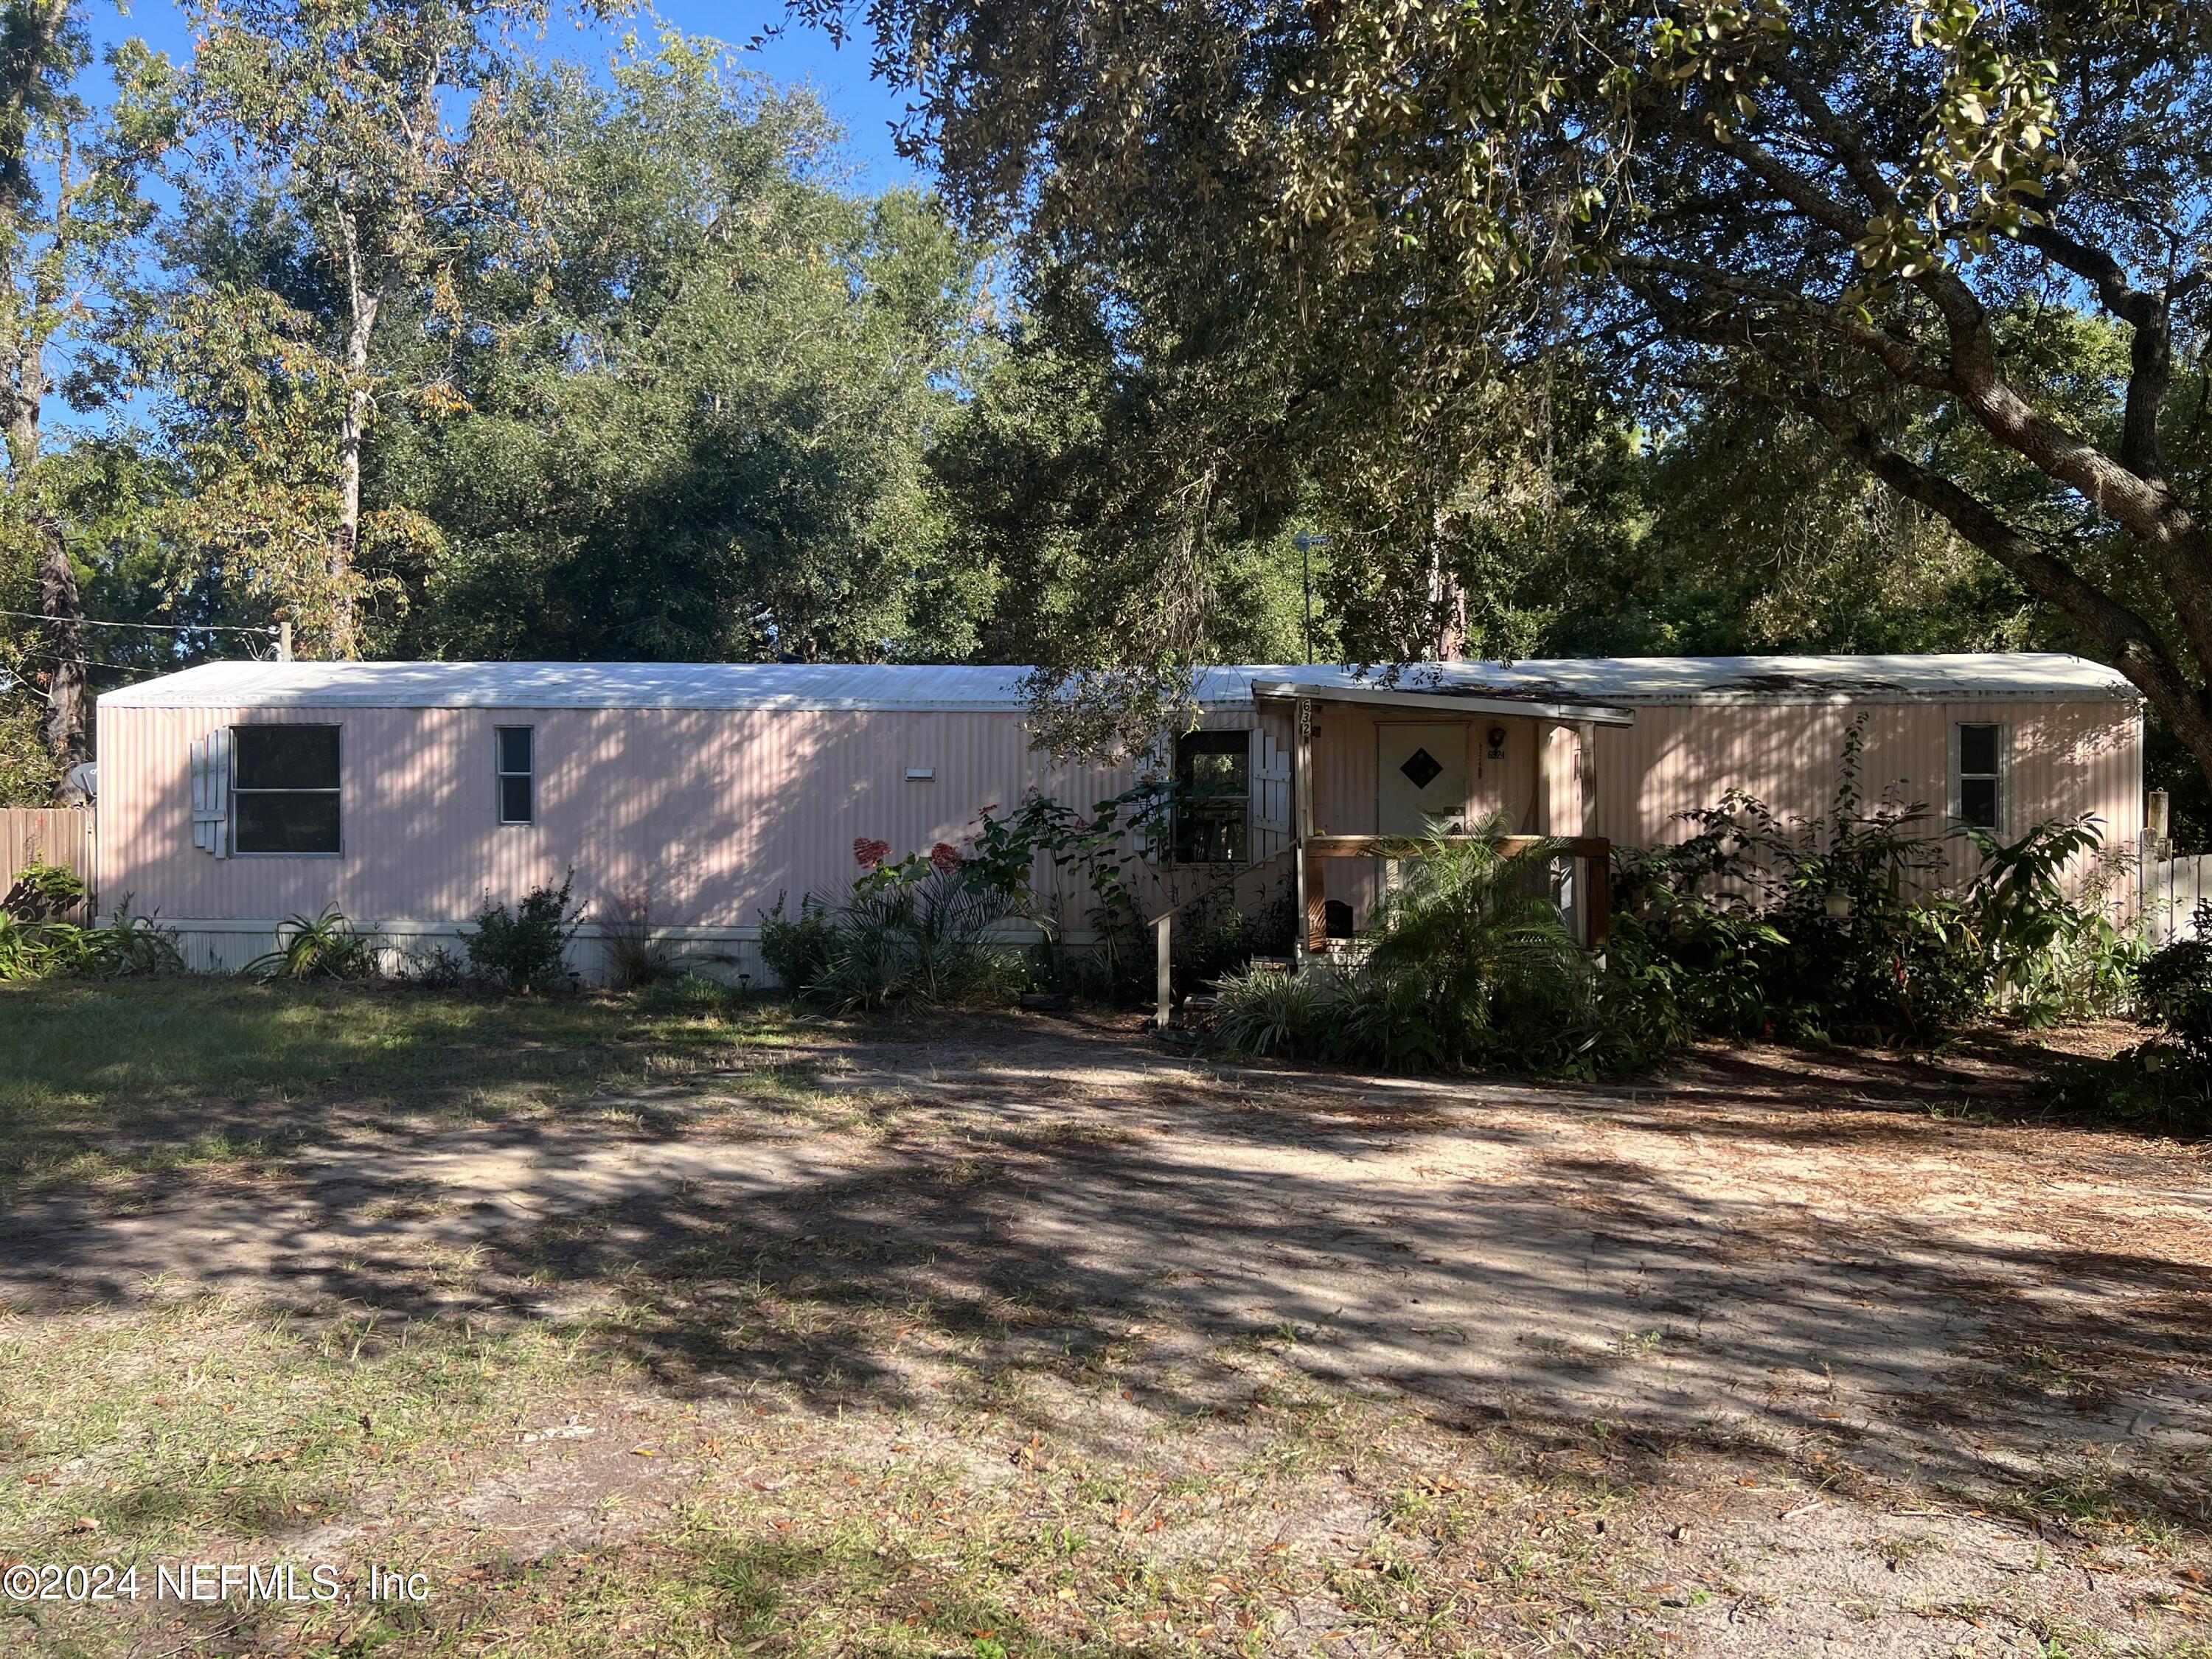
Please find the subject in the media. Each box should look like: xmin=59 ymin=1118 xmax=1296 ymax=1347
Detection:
xmin=246 ymin=907 xmax=379 ymax=981
xmin=812 ymin=863 xmax=1023 ymax=1012
xmin=1360 ymin=821 xmax=1604 ymax=1070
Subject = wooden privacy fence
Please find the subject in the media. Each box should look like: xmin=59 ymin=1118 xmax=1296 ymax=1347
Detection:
xmin=0 ymin=808 xmax=94 ymax=915
xmin=2141 ymin=851 xmax=2212 ymax=947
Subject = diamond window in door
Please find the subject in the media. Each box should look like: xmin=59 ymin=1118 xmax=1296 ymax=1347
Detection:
xmin=1398 ymin=746 xmax=1444 ymax=790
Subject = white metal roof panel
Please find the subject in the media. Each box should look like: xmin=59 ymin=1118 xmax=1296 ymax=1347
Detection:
xmin=99 ymin=660 xmax=1041 ymax=712
xmin=100 ymin=653 xmax=2136 ymax=712
xmin=1235 ymin=653 xmax=2138 ymax=706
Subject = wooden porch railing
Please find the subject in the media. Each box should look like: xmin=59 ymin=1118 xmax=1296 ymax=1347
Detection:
xmin=1146 ymin=841 xmax=1299 ymax=1029
xmin=1146 ymin=834 xmax=1612 ymax=1030
xmin=1299 ymin=834 xmax=1613 ymax=955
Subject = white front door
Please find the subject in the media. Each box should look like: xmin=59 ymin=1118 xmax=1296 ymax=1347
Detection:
xmin=1377 ymin=724 xmax=1470 ymax=838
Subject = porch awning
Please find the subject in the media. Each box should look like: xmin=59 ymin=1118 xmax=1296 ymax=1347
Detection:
xmin=1249 ymin=675 xmax=1634 ymax=727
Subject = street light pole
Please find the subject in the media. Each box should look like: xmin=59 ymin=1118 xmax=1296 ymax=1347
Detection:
xmin=1293 ymin=532 xmax=1330 ymax=665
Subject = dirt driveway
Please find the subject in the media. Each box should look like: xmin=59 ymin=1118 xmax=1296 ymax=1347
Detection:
xmin=4 ymin=1009 xmax=2210 ymax=1656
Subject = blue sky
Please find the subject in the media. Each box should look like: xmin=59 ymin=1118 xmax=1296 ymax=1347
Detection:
xmin=93 ymin=1 xmax=920 ymax=189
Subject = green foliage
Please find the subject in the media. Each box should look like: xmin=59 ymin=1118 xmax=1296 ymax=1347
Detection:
xmin=792 ymin=0 xmax=2212 ymax=806
xmin=813 ymin=866 xmax=1024 ymax=1014
xmin=1212 ymin=964 xmax=1321 ymax=1059
xmin=4 ymin=858 xmax=86 ymax=921
xmin=769 ymin=856 xmax=1023 ymax=1014
xmin=964 ymin=784 xmax=1172 ymax=999
xmin=1214 ymin=825 xmax=1666 ymax=1077
xmin=1962 ymin=819 xmax=2143 ymax=1026
xmin=759 ymin=892 xmax=836 ymax=995
xmin=465 ymin=873 xmax=581 ymax=994
xmin=244 ymin=906 xmax=379 ymax=981
xmin=372 ymin=40 xmax=996 ymax=667
xmin=2122 ymin=903 xmax=2212 ymax=1121
xmin=2043 ymin=905 xmax=2212 ymax=1133
xmin=0 ymin=905 xmax=184 ymax=981
xmin=1614 ymin=723 xmax=2139 ymax=1043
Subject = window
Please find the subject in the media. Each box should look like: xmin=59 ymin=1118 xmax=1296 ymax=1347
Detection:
xmin=496 ymin=726 xmax=535 ymax=825
xmin=1173 ymin=729 xmax=1251 ymax=863
xmin=1955 ymin=723 xmax=2006 ymax=830
xmin=231 ymin=725 xmax=341 ymax=855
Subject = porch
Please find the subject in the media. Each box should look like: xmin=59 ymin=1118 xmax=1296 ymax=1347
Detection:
xmin=1150 ymin=674 xmax=1635 ymax=1026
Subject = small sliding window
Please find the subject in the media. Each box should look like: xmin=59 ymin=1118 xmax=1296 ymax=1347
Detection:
xmin=496 ymin=726 xmax=535 ymax=825
xmin=231 ymin=725 xmax=341 ymax=855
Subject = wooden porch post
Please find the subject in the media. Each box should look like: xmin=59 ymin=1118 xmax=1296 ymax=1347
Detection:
xmin=1295 ymin=697 xmax=1324 ymax=959
xmin=1153 ymin=911 xmax=1172 ymax=1029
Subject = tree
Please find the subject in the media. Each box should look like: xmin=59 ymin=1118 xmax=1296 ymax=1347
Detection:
xmin=0 ymin=1 xmax=168 ymax=781
xmin=365 ymin=36 xmax=998 ymax=664
xmin=178 ymin=0 xmax=574 ymax=655
xmin=798 ymin=0 xmax=2212 ymax=786
xmin=790 ymin=0 xmax=1563 ymax=720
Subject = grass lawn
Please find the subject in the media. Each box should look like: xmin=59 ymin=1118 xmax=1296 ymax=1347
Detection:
xmin=1 ymin=978 xmax=2209 ymax=1658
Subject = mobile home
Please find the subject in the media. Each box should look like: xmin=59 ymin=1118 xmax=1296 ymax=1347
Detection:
xmin=93 ymin=654 xmax=2143 ymax=978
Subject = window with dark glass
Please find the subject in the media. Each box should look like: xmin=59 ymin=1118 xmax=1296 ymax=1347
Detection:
xmin=496 ymin=726 xmax=534 ymax=825
xmin=1958 ymin=723 xmax=2003 ymax=829
xmin=1173 ymin=730 xmax=1251 ymax=863
xmin=231 ymin=725 xmax=341 ymax=855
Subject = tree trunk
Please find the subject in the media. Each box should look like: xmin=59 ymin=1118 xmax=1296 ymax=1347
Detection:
xmin=331 ymin=314 xmax=376 ymax=661
xmin=37 ymin=515 xmax=84 ymax=773
xmin=1426 ymin=501 xmax=1466 ymax=660
xmin=330 ymin=216 xmax=383 ymax=661
xmin=0 ymin=286 xmax=82 ymax=784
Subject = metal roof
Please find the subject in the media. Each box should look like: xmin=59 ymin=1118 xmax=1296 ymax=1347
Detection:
xmin=100 ymin=652 xmax=2137 ymax=712
xmin=1246 ymin=676 xmax=1634 ymax=726
xmin=1237 ymin=653 xmax=2139 ymax=706
xmin=100 ymin=661 xmax=1042 ymax=712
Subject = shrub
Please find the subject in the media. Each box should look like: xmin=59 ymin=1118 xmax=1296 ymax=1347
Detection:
xmin=765 ymin=843 xmax=1026 ymax=1013
xmin=1213 ymin=964 xmax=1321 ymax=1057
xmin=2139 ymin=906 xmax=2212 ymax=1057
xmin=759 ymin=891 xmax=836 ymax=991
xmin=1611 ymin=721 xmax=2139 ymax=1046
xmin=1214 ymin=827 xmax=1671 ymax=1077
xmin=398 ymin=944 xmax=470 ymax=989
xmin=809 ymin=863 xmax=1025 ymax=1012
xmin=467 ymin=872 xmax=582 ymax=993
xmin=601 ymin=891 xmax=675 ymax=990
xmin=2040 ymin=911 xmax=2212 ymax=1131
xmin=246 ymin=907 xmax=380 ymax=981
xmin=1961 ymin=818 xmax=2142 ymax=1025
xmin=4 ymin=858 xmax=87 ymax=922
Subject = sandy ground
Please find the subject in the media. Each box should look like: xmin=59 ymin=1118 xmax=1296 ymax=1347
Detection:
xmin=5 ymin=1013 xmax=2210 ymax=1655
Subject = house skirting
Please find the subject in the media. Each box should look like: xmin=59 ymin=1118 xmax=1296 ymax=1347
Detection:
xmin=119 ymin=917 xmax=1062 ymax=986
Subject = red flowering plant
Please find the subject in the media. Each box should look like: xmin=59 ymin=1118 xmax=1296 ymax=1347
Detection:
xmin=851 ymin=836 xmax=975 ymax=897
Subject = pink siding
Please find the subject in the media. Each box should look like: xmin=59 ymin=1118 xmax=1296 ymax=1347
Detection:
xmin=1590 ymin=698 xmax=2143 ymax=889
xmin=97 ymin=702 xmax=1159 ymax=928
xmin=96 ymin=690 xmax=2142 ymax=935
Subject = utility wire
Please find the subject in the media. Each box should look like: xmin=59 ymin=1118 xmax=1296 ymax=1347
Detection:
xmin=0 ymin=607 xmax=280 ymax=636
xmin=5 ymin=647 xmax=181 ymax=681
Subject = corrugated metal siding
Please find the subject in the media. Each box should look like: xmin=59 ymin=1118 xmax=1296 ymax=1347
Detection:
xmin=1590 ymin=698 xmax=2143 ymax=895
xmin=97 ymin=699 xmax=1183 ymax=928
xmin=96 ymin=691 xmax=2143 ymax=933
